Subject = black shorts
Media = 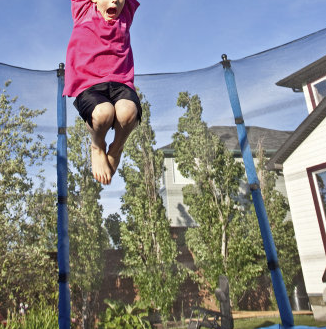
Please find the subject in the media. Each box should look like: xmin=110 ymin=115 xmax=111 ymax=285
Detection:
xmin=73 ymin=81 xmax=142 ymax=128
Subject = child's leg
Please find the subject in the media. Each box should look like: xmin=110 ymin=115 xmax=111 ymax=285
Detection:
xmin=87 ymin=102 xmax=115 ymax=185
xmin=107 ymin=99 xmax=138 ymax=175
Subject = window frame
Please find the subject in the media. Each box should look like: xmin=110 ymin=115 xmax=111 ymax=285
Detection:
xmin=307 ymin=162 xmax=326 ymax=254
xmin=307 ymin=76 xmax=326 ymax=110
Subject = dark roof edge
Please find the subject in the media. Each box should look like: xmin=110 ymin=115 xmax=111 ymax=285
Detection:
xmin=162 ymin=147 xmax=279 ymax=156
xmin=276 ymin=55 xmax=326 ymax=90
xmin=267 ymin=98 xmax=326 ymax=170
xmin=161 ymin=126 xmax=292 ymax=157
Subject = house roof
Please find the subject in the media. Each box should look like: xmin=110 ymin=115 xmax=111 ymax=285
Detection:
xmin=161 ymin=126 xmax=292 ymax=157
xmin=276 ymin=55 xmax=326 ymax=91
xmin=267 ymin=97 xmax=326 ymax=170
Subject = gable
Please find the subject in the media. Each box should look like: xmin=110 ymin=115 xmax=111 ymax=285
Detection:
xmin=268 ymin=97 xmax=326 ymax=170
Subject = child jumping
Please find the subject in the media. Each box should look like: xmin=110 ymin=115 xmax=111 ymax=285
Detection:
xmin=63 ymin=0 xmax=141 ymax=185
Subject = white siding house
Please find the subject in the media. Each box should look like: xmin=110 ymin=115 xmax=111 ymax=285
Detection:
xmin=160 ymin=155 xmax=196 ymax=227
xmin=268 ymin=56 xmax=326 ymax=320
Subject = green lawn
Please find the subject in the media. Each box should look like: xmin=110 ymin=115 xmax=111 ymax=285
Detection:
xmin=172 ymin=315 xmax=326 ymax=329
xmin=233 ymin=315 xmax=326 ymax=329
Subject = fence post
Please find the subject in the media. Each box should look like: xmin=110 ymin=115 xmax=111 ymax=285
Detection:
xmin=215 ymin=275 xmax=233 ymax=329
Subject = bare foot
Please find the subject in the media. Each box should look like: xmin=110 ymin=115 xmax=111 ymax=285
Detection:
xmin=107 ymin=148 xmax=123 ymax=178
xmin=91 ymin=145 xmax=112 ymax=185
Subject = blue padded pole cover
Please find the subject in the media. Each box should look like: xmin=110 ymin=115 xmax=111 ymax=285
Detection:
xmin=57 ymin=63 xmax=71 ymax=329
xmin=221 ymin=55 xmax=294 ymax=328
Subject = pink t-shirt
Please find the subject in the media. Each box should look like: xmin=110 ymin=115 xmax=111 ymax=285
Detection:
xmin=63 ymin=0 xmax=139 ymax=97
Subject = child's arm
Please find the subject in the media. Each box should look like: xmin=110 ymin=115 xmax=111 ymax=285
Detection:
xmin=124 ymin=0 xmax=140 ymax=26
xmin=71 ymin=0 xmax=92 ymax=23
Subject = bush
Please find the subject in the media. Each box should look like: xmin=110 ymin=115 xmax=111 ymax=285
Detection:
xmin=98 ymin=300 xmax=151 ymax=329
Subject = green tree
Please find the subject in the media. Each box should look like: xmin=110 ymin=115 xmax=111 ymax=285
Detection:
xmin=172 ymin=92 xmax=264 ymax=306
xmin=119 ymin=92 xmax=186 ymax=319
xmin=67 ymin=117 xmax=110 ymax=329
xmin=0 ymin=81 xmax=57 ymax=313
xmin=222 ymin=140 xmax=301 ymax=308
xmin=255 ymin=141 xmax=301 ymax=302
xmin=105 ymin=212 xmax=122 ymax=249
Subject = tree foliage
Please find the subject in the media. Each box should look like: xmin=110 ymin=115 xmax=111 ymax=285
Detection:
xmin=0 ymin=82 xmax=57 ymax=313
xmin=255 ymin=141 xmax=301 ymax=297
xmin=235 ymin=142 xmax=302 ymax=309
xmin=105 ymin=212 xmax=122 ymax=249
xmin=119 ymin=92 xmax=186 ymax=319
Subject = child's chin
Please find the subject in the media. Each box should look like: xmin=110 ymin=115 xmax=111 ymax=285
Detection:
xmin=104 ymin=14 xmax=116 ymax=21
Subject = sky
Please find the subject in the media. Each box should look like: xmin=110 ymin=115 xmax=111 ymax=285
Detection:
xmin=1 ymin=0 xmax=326 ymax=217
xmin=1 ymin=0 xmax=326 ymax=72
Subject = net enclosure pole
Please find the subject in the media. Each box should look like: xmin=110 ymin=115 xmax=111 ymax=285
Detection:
xmin=221 ymin=55 xmax=294 ymax=328
xmin=57 ymin=63 xmax=71 ymax=329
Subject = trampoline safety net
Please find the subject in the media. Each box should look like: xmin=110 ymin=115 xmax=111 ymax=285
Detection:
xmin=1 ymin=27 xmax=326 ymax=329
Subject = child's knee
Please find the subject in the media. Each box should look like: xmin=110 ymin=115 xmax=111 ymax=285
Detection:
xmin=92 ymin=102 xmax=115 ymax=128
xmin=115 ymin=100 xmax=138 ymax=127
xmin=122 ymin=107 xmax=138 ymax=127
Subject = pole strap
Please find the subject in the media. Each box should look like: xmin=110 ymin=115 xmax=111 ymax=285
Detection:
xmin=58 ymin=196 xmax=68 ymax=204
xmin=58 ymin=273 xmax=70 ymax=283
xmin=58 ymin=127 xmax=67 ymax=135
xmin=267 ymin=260 xmax=280 ymax=271
xmin=235 ymin=117 xmax=244 ymax=124
xmin=249 ymin=183 xmax=260 ymax=191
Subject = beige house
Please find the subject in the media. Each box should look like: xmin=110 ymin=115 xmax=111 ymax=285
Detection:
xmin=268 ymin=56 xmax=326 ymax=320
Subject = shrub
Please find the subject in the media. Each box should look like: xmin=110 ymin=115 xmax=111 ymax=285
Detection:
xmin=98 ymin=300 xmax=151 ymax=329
xmin=0 ymin=304 xmax=58 ymax=329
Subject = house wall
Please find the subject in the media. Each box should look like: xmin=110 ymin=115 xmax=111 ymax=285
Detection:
xmin=162 ymin=156 xmax=290 ymax=226
xmin=283 ymin=117 xmax=326 ymax=320
xmin=161 ymin=157 xmax=197 ymax=227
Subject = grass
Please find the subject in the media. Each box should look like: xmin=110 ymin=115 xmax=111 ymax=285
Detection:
xmin=170 ymin=315 xmax=326 ymax=329
xmin=233 ymin=315 xmax=326 ymax=329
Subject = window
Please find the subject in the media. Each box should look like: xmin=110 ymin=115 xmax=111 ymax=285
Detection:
xmin=307 ymin=163 xmax=326 ymax=253
xmin=308 ymin=77 xmax=326 ymax=110
xmin=312 ymin=79 xmax=326 ymax=104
